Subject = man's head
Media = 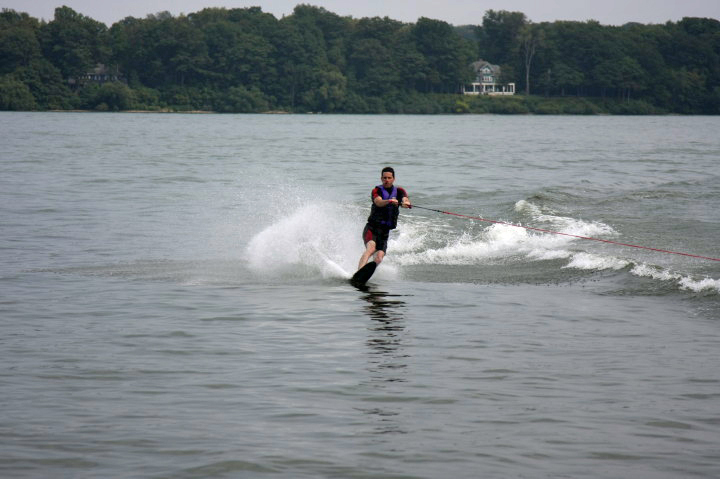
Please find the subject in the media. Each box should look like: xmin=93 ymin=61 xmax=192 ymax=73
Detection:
xmin=381 ymin=167 xmax=395 ymax=188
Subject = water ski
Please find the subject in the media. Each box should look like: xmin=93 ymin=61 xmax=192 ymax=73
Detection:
xmin=351 ymin=262 xmax=377 ymax=286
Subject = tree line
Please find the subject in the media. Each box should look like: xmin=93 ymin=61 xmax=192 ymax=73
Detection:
xmin=1 ymin=5 xmax=719 ymax=113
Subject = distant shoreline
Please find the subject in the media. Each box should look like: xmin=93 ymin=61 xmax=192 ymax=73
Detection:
xmin=45 ymin=109 xmax=296 ymax=114
xmin=3 ymin=6 xmax=718 ymax=115
xmin=25 ymin=94 xmax=694 ymax=115
xmin=29 ymin=110 xmax=688 ymax=116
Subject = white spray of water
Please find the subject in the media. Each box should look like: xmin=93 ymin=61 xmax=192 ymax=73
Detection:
xmin=245 ymin=197 xmax=718 ymax=293
xmin=564 ymin=252 xmax=629 ymax=271
xmin=394 ymin=201 xmax=612 ymax=266
xmin=630 ymin=264 xmax=720 ymax=293
xmin=514 ymin=199 xmax=616 ymax=237
xmin=245 ymin=203 xmax=399 ymax=281
xmin=399 ymin=200 xmax=718 ymax=293
xmin=562 ymin=254 xmax=720 ymax=293
xmin=517 ymin=200 xmax=719 ymax=293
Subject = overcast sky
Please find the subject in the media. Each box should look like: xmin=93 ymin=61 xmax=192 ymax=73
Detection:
xmin=3 ymin=0 xmax=720 ymax=26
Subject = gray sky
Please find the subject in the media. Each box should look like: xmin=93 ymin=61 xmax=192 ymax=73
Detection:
xmin=3 ymin=0 xmax=720 ymax=26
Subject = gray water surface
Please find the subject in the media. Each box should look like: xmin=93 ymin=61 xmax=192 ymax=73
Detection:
xmin=1 ymin=112 xmax=719 ymax=478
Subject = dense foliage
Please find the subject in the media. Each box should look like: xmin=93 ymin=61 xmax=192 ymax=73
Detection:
xmin=1 ymin=5 xmax=719 ymax=113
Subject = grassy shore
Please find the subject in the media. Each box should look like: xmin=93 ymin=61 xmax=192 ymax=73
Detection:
xmin=29 ymin=95 xmax=672 ymax=115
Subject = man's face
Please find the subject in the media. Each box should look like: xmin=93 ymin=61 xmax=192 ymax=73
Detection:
xmin=381 ymin=172 xmax=394 ymax=189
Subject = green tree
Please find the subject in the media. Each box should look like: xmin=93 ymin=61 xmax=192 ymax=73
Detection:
xmin=615 ymin=56 xmax=645 ymax=100
xmin=273 ymin=5 xmax=350 ymax=110
xmin=411 ymin=17 xmax=474 ymax=93
xmin=549 ymin=63 xmax=584 ymax=96
xmin=476 ymin=10 xmax=527 ymax=65
xmin=40 ymin=6 xmax=110 ymax=79
xmin=94 ymin=81 xmax=133 ymax=110
xmin=166 ymin=17 xmax=210 ymax=86
xmin=518 ymin=23 xmax=544 ymax=95
xmin=346 ymin=16 xmax=407 ymax=96
xmin=197 ymin=10 xmax=276 ymax=91
xmin=214 ymin=85 xmax=268 ymax=112
xmin=109 ymin=12 xmax=205 ymax=88
xmin=0 ymin=76 xmax=37 ymax=109
xmin=348 ymin=37 xmax=397 ymax=96
xmin=11 ymin=58 xmax=74 ymax=109
xmin=0 ymin=10 xmax=42 ymax=74
xmin=670 ymin=68 xmax=708 ymax=113
xmin=301 ymin=67 xmax=347 ymax=111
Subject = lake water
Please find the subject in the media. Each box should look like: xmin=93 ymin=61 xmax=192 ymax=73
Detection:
xmin=1 ymin=112 xmax=719 ymax=478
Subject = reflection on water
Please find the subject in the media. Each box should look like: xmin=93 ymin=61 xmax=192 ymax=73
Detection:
xmin=362 ymin=288 xmax=408 ymax=381
xmin=358 ymin=287 xmax=410 ymax=434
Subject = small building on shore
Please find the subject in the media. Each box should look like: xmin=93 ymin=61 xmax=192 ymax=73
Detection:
xmin=68 ymin=64 xmax=126 ymax=88
xmin=463 ymin=60 xmax=515 ymax=96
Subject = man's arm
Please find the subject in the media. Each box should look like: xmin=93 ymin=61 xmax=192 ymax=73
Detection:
xmin=372 ymin=187 xmax=399 ymax=207
xmin=399 ymin=188 xmax=411 ymax=208
xmin=374 ymin=196 xmax=399 ymax=207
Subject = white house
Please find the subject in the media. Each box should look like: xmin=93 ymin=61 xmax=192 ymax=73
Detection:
xmin=463 ymin=60 xmax=515 ymax=96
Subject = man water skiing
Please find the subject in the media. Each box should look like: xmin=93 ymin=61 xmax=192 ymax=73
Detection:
xmin=357 ymin=167 xmax=411 ymax=272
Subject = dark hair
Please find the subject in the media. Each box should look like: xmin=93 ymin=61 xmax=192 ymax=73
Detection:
xmin=381 ymin=166 xmax=395 ymax=177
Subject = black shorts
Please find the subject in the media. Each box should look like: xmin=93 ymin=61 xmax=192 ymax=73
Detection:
xmin=363 ymin=223 xmax=390 ymax=253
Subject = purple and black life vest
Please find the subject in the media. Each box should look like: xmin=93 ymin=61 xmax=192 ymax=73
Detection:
xmin=368 ymin=185 xmax=399 ymax=229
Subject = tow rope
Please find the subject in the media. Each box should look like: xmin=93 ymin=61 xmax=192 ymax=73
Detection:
xmin=411 ymin=205 xmax=720 ymax=262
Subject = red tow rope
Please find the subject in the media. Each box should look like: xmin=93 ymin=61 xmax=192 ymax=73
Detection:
xmin=411 ymin=205 xmax=720 ymax=262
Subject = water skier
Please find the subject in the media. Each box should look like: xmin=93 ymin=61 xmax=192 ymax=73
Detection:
xmin=357 ymin=166 xmax=411 ymax=272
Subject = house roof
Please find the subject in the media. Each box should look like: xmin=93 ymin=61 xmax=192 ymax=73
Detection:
xmin=90 ymin=64 xmax=111 ymax=75
xmin=470 ymin=60 xmax=501 ymax=75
